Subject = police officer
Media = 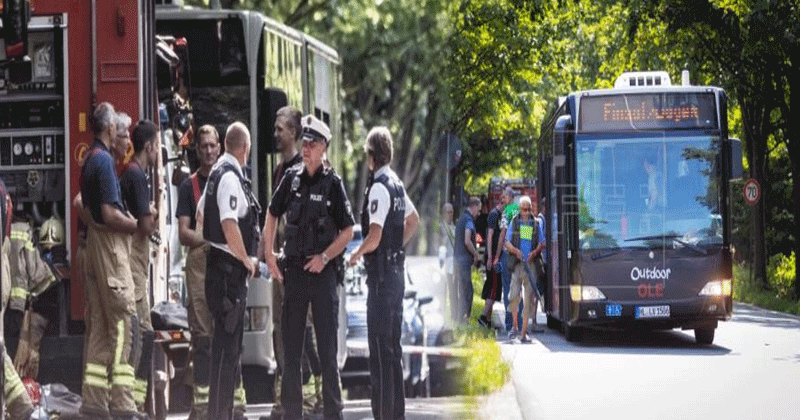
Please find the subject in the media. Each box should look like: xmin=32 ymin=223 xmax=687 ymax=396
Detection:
xmin=79 ymin=102 xmax=140 ymax=420
xmin=178 ymin=124 xmax=248 ymax=420
xmin=263 ymin=115 xmax=354 ymax=420
xmin=347 ymin=127 xmax=419 ymax=420
xmin=199 ymin=122 xmax=259 ymax=420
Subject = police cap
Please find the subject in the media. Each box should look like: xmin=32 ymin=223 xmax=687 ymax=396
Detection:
xmin=301 ymin=115 xmax=331 ymax=145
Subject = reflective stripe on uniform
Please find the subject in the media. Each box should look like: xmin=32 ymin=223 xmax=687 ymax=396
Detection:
xmin=112 ymin=319 xmax=135 ymax=388
xmin=84 ymin=362 xmax=111 ymax=390
xmin=10 ymin=286 xmax=28 ymax=299
xmin=134 ymin=378 xmax=148 ymax=404
xmin=10 ymin=230 xmax=35 ymax=251
xmin=193 ymin=385 xmax=209 ymax=405
xmin=4 ymin=358 xmax=27 ymax=402
xmin=234 ymin=382 xmax=247 ymax=406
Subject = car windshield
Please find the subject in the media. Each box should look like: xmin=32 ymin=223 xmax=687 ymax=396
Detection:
xmin=576 ymin=134 xmax=722 ymax=251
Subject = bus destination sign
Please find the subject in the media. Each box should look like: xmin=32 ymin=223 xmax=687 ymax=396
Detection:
xmin=579 ymin=92 xmax=718 ymax=132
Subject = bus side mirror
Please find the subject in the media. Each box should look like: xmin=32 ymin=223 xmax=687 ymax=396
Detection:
xmin=729 ymin=138 xmax=743 ymax=180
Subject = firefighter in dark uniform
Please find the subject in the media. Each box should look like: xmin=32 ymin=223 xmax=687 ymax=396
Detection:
xmin=263 ymin=115 xmax=354 ymax=420
xmin=79 ymin=102 xmax=140 ymax=420
xmin=347 ymin=126 xmax=419 ymax=420
xmin=198 ymin=122 xmax=259 ymax=420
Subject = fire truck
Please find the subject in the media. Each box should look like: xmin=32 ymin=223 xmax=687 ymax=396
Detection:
xmin=2 ymin=0 xmax=344 ymax=416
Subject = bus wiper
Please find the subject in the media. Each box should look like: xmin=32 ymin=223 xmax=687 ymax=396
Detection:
xmin=591 ymin=247 xmax=621 ymax=260
xmin=625 ymin=234 xmax=705 ymax=255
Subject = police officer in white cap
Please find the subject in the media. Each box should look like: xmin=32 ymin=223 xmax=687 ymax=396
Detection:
xmin=263 ymin=115 xmax=354 ymax=420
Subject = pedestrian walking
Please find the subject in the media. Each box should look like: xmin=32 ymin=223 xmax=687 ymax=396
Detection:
xmin=79 ymin=102 xmax=141 ymax=420
xmin=198 ymin=122 xmax=260 ymax=420
xmin=347 ymin=126 xmax=419 ymax=420
xmin=479 ymin=196 xmax=504 ymax=328
xmin=454 ymin=197 xmax=481 ymax=324
xmin=262 ymin=115 xmax=354 ymax=420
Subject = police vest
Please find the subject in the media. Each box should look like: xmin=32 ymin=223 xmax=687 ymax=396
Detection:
xmin=203 ymin=162 xmax=260 ymax=257
xmin=281 ymin=165 xmax=339 ymax=258
xmin=361 ymin=172 xmax=405 ymax=261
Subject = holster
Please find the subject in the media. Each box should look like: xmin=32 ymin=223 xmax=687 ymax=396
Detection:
xmin=365 ymin=249 xmax=404 ymax=285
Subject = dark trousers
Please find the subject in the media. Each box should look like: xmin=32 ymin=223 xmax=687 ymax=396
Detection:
xmin=205 ymin=248 xmax=248 ymax=420
xmin=453 ymin=258 xmax=474 ymax=323
xmin=367 ymin=268 xmax=405 ymax=420
xmin=282 ymin=263 xmax=343 ymax=420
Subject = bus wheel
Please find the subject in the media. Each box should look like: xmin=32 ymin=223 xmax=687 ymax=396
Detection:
xmin=564 ymin=324 xmax=583 ymax=342
xmin=546 ymin=315 xmax=560 ymax=330
xmin=694 ymin=327 xmax=715 ymax=345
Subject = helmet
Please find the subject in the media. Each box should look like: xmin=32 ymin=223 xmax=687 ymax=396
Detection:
xmin=23 ymin=377 xmax=41 ymax=405
xmin=39 ymin=216 xmax=65 ymax=250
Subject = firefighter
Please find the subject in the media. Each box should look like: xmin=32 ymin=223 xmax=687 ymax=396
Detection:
xmin=198 ymin=122 xmax=259 ymax=420
xmin=1 ymin=178 xmax=34 ymax=420
xmin=119 ymin=120 xmax=159 ymax=412
xmin=8 ymin=217 xmax=59 ymax=381
xmin=263 ymin=115 xmax=354 ymax=420
xmin=347 ymin=126 xmax=419 ymax=420
xmin=79 ymin=102 xmax=140 ymax=420
xmin=177 ymin=125 xmax=246 ymax=419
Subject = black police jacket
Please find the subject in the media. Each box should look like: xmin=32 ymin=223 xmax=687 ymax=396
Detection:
xmin=203 ymin=161 xmax=260 ymax=257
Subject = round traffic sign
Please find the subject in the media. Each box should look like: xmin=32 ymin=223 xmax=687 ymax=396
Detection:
xmin=743 ymin=178 xmax=760 ymax=206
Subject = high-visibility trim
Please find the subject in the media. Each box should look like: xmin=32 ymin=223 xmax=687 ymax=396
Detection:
xmin=134 ymin=378 xmax=148 ymax=404
xmin=114 ymin=319 xmax=126 ymax=367
xmin=84 ymin=374 xmax=111 ymax=389
xmin=234 ymin=382 xmax=247 ymax=406
xmin=194 ymin=385 xmax=209 ymax=397
xmin=112 ymin=372 xmax=136 ymax=388
xmin=10 ymin=287 xmax=28 ymax=299
xmin=114 ymin=363 xmax=135 ymax=377
xmin=85 ymin=363 xmax=109 ymax=378
xmin=6 ymin=379 xmax=27 ymax=402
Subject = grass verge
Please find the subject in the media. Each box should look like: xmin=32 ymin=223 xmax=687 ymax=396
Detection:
xmin=734 ymin=264 xmax=800 ymax=315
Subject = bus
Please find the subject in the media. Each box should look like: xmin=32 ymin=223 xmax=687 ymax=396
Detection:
xmin=154 ymin=2 xmax=346 ymax=405
xmin=537 ymin=71 xmax=742 ymax=345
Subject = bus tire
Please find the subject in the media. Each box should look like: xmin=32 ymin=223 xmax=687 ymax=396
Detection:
xmin=546 ymin=315 xmax=560 ymax=330
xmin=564 ymin=324 xmax=582 ymax=342
xmin=694 ymin=327 xmax=715 ymax=345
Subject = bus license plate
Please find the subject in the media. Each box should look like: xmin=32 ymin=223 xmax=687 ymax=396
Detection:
xmin=636 ymin=305 xmax=670 ymax=318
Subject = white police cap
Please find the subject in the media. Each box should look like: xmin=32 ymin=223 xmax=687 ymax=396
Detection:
xmin=301 ymin=114 xmax=331 ymax=144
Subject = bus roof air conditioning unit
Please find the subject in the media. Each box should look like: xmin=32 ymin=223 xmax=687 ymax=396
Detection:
xmin=614 ymin=71 xmax=672 ymax=89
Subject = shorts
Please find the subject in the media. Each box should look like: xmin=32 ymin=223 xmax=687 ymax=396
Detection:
xmin=481 ymin=266 xmax=502 ymax=301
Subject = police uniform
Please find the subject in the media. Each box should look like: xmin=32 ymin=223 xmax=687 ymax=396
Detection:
xmin=80 ymin=139 xmax=138 ymax=419
xmin=269 ymin=161 xmax=354 ymax=420
xmin=1 ymin=179 xmax=34 ymax=420
xmin=119 ymin=160 xmax=155 ymax=409
xmin=201 ymin=152 xmax=259 ymax=420
xmin=361 ymin=165 xmax=415 ymax=420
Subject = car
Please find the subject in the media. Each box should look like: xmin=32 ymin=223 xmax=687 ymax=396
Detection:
xmin=341 ymin=227 xmax=457 ymax=397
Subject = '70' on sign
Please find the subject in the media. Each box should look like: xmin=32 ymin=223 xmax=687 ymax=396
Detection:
xmin=743 ymin=178 xmax=760 ymax=206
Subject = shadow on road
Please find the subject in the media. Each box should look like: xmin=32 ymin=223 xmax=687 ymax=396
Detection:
xmin=532 ymin=327 xmax=731 ymax=356
xmin=731 ymin=302 xmax=800 ymax=330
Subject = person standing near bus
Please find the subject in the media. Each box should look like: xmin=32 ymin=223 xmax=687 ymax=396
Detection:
xmin=119 ymin=120 xmax=160 ymax=412
xmin=479 ymin=196 xmax=504 ymax=328
xmin=263 ymin=115 xmax=354 ymax=420
xmin=504 ymin=196 xmax=545 ymax=343
xmin=80 ymin=102 xmax=140 ymax=420
xmin=347 ymin=126 xmax=419 ymax=420
xmin=199 ymin=122 xmax=260 ymax=420
xmin=454 ymin=197 xmax=481 ymax=324
xmin=499 ymin=187 xmax=521 ymax=332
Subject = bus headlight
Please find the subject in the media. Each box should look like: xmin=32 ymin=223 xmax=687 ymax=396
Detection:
xmin=570 ymin=285 xmax=606 ymax=302
xmin=699 ymin=279 xmax=732 ymax=296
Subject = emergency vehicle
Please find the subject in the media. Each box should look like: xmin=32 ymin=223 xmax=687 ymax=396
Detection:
xmin=1 ymin=0 xmax=345 ymax=416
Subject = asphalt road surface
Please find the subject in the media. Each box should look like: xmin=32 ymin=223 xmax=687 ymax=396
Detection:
xmin=494 ymin=302 xmax=800 ymax=420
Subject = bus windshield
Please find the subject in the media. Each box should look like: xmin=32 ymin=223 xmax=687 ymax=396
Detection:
xmin=576 ymin=134 xmax=722 ymax=251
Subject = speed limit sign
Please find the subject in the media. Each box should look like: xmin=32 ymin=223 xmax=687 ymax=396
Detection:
xmin=743 ymin=178 xmax=760 ymax=206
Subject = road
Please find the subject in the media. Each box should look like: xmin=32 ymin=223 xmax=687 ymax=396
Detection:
xmin=495 ymin=302 xmax=800 ymax=420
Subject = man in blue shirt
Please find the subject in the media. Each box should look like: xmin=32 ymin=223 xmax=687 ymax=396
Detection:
xmin=79 ymin=102 xmax=140 ymax=420
xmin=453 ymin=197 xmax=481 ymax=324
xmin=504 ymin=196 xmax=545 ymax=343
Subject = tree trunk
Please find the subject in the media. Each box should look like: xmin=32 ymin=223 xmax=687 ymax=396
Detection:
xmin=740 ymin=98 xmax=769 ymax=289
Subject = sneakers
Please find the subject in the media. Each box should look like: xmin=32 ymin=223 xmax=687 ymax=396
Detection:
xmin=478 ymin=315 xmax=490 ymax=328
xmin=520 ymin=336 xmax=532 ymax=344
xmin=508 ymin=329 xmax=518 ymax=340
